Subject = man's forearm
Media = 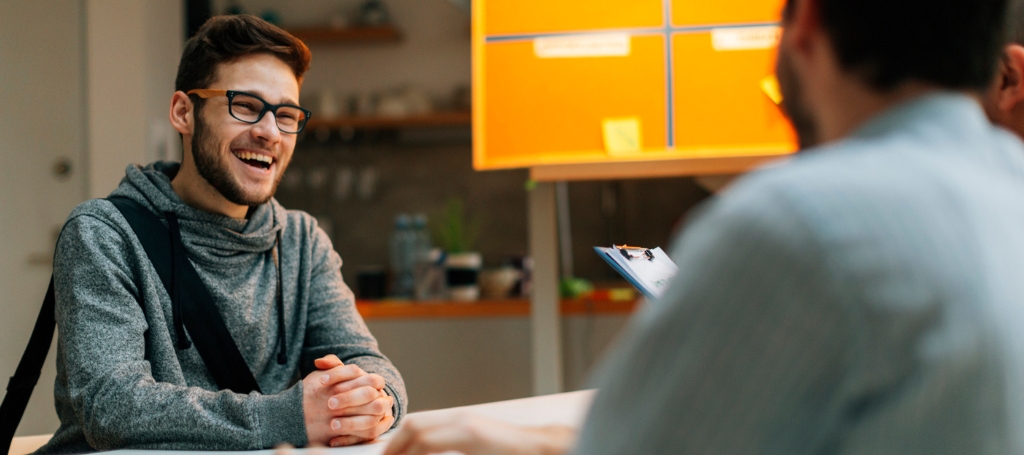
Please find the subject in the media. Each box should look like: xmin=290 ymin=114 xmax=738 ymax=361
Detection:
xmin=67 ymin=371 xmax=307 ymax=451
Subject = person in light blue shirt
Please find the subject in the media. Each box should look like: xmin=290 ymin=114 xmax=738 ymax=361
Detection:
xmin=382 ymin=0 xmax=1024 ymax=453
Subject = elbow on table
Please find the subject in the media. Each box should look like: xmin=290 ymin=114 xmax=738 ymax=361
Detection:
xmin=79 ymin=410 xmax=133 ymax=451
xmin=75 ymin=381 xmax=151 ymax=451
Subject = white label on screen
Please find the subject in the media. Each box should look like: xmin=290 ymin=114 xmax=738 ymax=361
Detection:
xmin=534 ymin=33 xmax=631 ymax=58
xmin=711 ymin=26 xmax=781 ymax=51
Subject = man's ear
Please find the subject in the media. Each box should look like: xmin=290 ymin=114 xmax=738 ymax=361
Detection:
xmin=996 ymin=44 xmax=1024 ymax=113
xmin=786 ymin=0 xmax=822 ymax=55
xmin=169 ymin=91 xmax=194 ymax=136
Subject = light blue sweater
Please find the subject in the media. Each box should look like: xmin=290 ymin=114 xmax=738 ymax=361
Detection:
xmin=574 ymin=94 xmax=1024 ymax=454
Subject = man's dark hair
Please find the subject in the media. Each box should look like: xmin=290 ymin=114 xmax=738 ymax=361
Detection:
xmin=783 ymin=0 xmax=1009 ymax=91
xmin=1006 ymin=0 xmax=1024 ymax=45
xmin=175 ymin=14 xmax=311 ymax=94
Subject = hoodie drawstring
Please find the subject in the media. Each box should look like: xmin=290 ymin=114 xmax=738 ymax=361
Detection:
xmin=272 ymin=229 xmax=287 ymax=365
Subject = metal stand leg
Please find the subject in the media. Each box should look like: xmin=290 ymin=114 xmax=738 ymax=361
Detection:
xmin=529 ymin=181 xmax=563 ymax=395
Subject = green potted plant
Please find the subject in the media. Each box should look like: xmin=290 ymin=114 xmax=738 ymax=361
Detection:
xmin=432 ymin=198 xmax=482 ymax=301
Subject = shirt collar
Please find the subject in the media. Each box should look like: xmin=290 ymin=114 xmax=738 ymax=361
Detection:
xmin=849 ymin=91 xmax=987 ymax=142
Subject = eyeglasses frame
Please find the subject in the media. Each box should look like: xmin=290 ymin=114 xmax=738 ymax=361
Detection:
xmin=186 ymin=89 xmax=313 ymax=134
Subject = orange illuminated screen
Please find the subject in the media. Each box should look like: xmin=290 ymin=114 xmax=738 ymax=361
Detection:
xmin=673 ymin=32 xmax=795 ymax=151
xmin=672 ymin=0 xmax=786 ymax=26
xmin=481 ymin=35 xmax=667 ymax=168
xmin=473 ymin=0 xmax=798 ymax=171
xmin=485 ymin=0 xmax=664 ymax=36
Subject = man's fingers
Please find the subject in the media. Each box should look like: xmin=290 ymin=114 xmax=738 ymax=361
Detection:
xmin=329 ymin=414 xmax=383 ymax=434
xmin=327 ymin=385 xmax=381 ymax=410
xmin=333 ymin=395 xmax=393 ymax=417
xmin=316 ymin=364 xmax=366 ymax=392
xmin=327 ymin=435 xmax=366 ymax=448
xmin=313 ymin=354 xmax=343 ymax=370
xmin=327 ymin=373 xmax=386 ymax=397
xmin=345 ymin=415 xmax=395 ymax=441
xmin=326 ymin=414 xmax=394 ymax=447
xmin=377 ymin=414 xmax=397 ymax=434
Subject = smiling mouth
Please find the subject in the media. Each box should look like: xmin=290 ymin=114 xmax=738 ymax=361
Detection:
xmin=233 ymin=150 xmax=274 ymax=170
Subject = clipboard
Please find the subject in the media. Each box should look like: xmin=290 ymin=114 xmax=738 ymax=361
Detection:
xmin=593 ymin=245 xmax=678 ymax=299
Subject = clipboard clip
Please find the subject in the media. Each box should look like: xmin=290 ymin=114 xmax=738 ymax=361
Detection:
xmin=614 ymin=244 xmax=654 ymax=261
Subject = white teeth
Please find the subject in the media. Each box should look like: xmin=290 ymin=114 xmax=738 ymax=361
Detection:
xmin=234 ymin=151 xmax=274 ymax=165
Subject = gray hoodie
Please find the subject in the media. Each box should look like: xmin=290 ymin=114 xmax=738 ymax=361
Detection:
xmin=36 ymin=162 xmax=406 ymax=454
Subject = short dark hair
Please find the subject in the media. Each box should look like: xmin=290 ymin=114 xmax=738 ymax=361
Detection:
xmin=1006 ymin=0 xmax=1024 ymax=45
xmin=175 ymin=14 xmax=311 ymax=94
xmin=784 ymin=0 xmax=1009 ymax=91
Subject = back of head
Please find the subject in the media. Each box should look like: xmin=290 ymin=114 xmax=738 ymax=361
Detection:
xmin=175 ymin=14 xmax=311 ymax=94
xmin=786 ymin=0 xmax=1010 ymax=91
xmin=1006 ymin=0 xmax=1024 ymax=46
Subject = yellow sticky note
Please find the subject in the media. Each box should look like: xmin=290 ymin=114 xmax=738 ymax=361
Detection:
xmin=761 ymin=75 xmax=783 ymax=105
xmin=602 ymin=117 xmax=642 ymax=155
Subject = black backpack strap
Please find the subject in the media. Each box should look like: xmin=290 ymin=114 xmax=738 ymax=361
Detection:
xmin=107 ymin=196 xmax=261 ymax=395
xmin=0 ymin=277 xmax=57 ymax=455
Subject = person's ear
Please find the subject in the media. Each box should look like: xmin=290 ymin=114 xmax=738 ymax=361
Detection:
xmin=786 ymin=0 xmax=822 ymax=56
xmin=169 ymin=91 xmax=194 ymax=136
xmin=996 ymin=44 xmax=1024 ymax=113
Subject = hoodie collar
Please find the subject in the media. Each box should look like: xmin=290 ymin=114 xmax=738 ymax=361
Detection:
xmin=109 ymin=161 xmax=283 ymax=261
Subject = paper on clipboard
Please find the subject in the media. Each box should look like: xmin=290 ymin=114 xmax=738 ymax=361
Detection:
xmin=594 ymin=246 xmax=678 ymax=299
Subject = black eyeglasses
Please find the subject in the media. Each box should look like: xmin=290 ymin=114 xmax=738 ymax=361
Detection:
xmin=187 ymin=89 xmax=313 ymax=134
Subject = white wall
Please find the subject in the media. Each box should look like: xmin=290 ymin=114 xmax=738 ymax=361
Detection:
xmin=0 ymin=0 xmax=88 ymax=438
xmin=86 ymin=0 xmax=182 ymax=199
xmin=0 ymin=0 xmax=183 ymax=436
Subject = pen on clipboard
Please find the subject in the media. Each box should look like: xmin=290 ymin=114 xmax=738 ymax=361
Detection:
xmin=614 ymin=244 xmax=654 ymax=261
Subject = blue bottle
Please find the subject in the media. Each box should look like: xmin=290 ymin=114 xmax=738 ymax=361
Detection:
xmin=389 ymin=214 xmax=414 ymax=298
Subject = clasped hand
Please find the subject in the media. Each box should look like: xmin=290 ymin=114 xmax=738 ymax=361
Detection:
xmin=302 ymin=354 xmax=394 ymax=447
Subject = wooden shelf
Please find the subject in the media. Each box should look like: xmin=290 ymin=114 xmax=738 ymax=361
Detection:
xmin=306 ymin=111 xmax=472 ymax=130
xmin=355 ymin=298 xmax=639 ymax=320
xmin=287 ymin=25 xmax=402 ymax=44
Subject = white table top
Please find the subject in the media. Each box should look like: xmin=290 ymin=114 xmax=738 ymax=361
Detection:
xmin=109 ymin=390 xmax=595 ymax=455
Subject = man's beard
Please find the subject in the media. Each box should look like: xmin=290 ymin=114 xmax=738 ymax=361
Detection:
xmin=775 ymin=43 xmax=819 ymax=149
xmin=191 ymin=111 xmax=288 ymax=207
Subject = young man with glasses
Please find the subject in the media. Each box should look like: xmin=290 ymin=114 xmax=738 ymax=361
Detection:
xmin=35 ymin=15 xmax=405 ymax=454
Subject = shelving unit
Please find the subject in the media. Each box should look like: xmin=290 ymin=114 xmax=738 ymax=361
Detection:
xmin=305 ymin=110 xmax=472 ymax=130
xmin=355 ymin=297 xmax=639 ymax=320
xmin=287 ymin=23 xmax=472 ymax=131
xmin=287 ymin=25 xmax=402 ymax=44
